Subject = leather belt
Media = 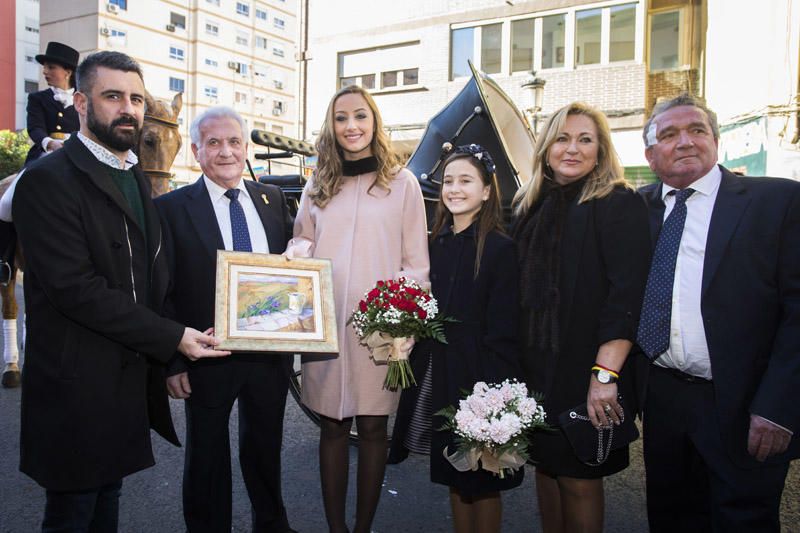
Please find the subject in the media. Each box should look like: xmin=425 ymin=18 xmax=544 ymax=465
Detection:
xmin=653 ymin=364 xmax=711 ymax=384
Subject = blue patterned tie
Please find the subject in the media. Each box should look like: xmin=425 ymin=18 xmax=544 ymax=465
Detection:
xmin=224 ymin=189 xmax=252 ymax=252
xmin=637 ymin=188 xmax=695 ymax=360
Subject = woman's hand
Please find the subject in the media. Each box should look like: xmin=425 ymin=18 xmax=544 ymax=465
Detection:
xmin=587 ymin=377 xmax=622 ymax=428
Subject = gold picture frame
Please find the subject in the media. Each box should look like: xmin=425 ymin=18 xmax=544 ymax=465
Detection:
xmin=214 ymin=251 xmax=339 ymax=353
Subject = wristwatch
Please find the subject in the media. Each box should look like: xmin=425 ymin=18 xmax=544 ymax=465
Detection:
xmin=592 ymin=367 xmax=618 ymax=384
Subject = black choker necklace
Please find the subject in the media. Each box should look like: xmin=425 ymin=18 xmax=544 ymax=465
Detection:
xmin=342 ymin=156 xmax=378 ymax=176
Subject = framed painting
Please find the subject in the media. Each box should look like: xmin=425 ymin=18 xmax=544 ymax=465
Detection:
xmin=214 ymin=251 xmax=339 ymax=353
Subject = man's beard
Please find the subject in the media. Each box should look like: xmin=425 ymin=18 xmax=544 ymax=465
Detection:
xmin=87 ymin=99 xmax=141 ymax=152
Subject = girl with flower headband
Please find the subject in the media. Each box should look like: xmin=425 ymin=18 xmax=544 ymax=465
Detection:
xmin=390 ymin=144 xmax=523 ymax=532
xmin=286 ymin=84 xmax=429 ymax=533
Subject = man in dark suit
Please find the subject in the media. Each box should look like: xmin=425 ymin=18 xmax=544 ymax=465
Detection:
xmin=636 ymin=94 xmax=799 ymax=532
xmin=13 ymin=51 xmax=227 ymax=531
xmin=155 ymin=106 xmax=295 ymax=533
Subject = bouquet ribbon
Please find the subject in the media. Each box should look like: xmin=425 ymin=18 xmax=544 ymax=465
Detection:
xmin=443 ymin=446 xmax=527 ymax=476
xmin=364 ymin=332 xmax=409 ymax=362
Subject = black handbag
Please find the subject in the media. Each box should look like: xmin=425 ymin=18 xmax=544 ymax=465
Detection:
xmin=557 ymin=395 xmax=639 ymax=466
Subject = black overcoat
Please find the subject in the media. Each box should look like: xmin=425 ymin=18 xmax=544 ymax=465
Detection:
xmin=521 ymin=186 xmax=651 ymax=424
xmin=13 ymin=136 xmax=183 ymax=491
xmin=24 ymin=88 xmax=80 ymax=165
xmin=392 ymin=226 xmax=524 ymax=494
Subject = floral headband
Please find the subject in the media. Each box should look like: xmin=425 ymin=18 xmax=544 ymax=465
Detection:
xmin=450 ymin=143 xmax=496 ymax=175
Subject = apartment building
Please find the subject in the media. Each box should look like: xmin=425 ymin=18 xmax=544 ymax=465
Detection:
xmin=40 ymin=0 xmax=300 ymax=184
xmin=306 ymin=0 xmax=800 ymax=182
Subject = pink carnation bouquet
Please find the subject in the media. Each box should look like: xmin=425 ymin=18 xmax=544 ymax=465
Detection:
xmin=348 ymin=277 xmax=451 ymax=390
xmin=436 ymin=379 xmax=547 ymax=478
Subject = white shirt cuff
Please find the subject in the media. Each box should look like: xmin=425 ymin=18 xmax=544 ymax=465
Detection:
xmin=41 ymin=136 xmax=54 ymax=151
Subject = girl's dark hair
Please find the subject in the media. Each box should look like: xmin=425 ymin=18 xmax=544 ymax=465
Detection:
xmin=430 ymin=150 xmax=505 ymax=277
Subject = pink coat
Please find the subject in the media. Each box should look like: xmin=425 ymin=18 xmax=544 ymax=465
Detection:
xmin=287 ymin=168 xmax=430 ymax=419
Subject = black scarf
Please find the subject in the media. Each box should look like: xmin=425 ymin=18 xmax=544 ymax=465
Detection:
xmin=514 ymin=177 xmax=586 ymax=356
xmin=342 ymin=156 xmax=378 ymax=176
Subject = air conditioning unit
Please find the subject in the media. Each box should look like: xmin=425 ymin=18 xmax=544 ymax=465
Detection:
xmin=99 ymin=27 xmax=110 ymax=36
xmin=106 ymin=3 xmax=119 ymax=14
xmin=166 ymin=24 xmax=176 ymax=32
xmin=274 ymin=81 xmax=284 ymax=90
xmin=227 ymin=61 xmax=237 ymax=70
xmin=271 ymin=102 xmax=285 ymax=116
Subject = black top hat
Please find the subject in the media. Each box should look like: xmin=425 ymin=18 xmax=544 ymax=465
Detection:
xmin=35 ymin=42 xmax=79 ymax=70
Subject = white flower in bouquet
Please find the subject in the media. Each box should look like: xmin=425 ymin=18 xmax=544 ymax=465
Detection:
xmin=437 ymin=379 xmax=548 ymax=478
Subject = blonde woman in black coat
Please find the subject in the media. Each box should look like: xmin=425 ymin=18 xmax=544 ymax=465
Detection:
xmin=512 ymin=102 xmax=651 ymax=533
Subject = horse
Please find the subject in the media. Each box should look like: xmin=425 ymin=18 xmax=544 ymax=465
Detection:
xmin=0 ymin=91 xmax=183 ymax=387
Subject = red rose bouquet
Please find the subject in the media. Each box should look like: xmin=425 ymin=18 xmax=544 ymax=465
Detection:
xmin=348 ymin=277 xmax=450 ymax=390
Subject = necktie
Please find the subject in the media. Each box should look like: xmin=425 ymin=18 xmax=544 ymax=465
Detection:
xmin=637 ymin=187 xmax=695 ymax=360
xmin=224 ymin=189 xmax=252 ymax=252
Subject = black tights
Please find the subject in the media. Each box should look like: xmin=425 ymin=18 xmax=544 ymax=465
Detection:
xmin=319 ymin=415 xmax=388 ymax=533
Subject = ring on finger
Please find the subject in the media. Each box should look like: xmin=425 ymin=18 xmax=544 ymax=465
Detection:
xmin=603 ymin=404 xmax=612 ymax=413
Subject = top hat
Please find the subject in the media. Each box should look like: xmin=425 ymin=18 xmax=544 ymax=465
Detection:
xmin=35 ymin=42 xmax=79 ymax=70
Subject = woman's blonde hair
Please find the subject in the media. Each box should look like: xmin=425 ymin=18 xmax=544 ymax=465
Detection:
xmin=512 ymin=101 xmax=630 ymax=217
xmin=309 ymin=85 xmax=400 ymax=208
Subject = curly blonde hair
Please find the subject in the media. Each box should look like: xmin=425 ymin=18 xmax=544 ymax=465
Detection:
xmin=513 ymin=102 xmax=630 ymax=218
xmin=309 ymin=85 xmax=400 ymax=208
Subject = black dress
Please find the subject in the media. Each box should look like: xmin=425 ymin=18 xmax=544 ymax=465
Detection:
xmin=390 ymin=225 xmax=524 ymax=495
xmin=515 ymin=184 xmax=651 ymax=479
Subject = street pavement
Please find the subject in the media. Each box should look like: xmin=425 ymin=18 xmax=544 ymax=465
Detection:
xmin=0 ymin=279 xmax=797 ymax=532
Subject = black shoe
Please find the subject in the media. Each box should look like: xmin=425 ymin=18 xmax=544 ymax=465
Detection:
xmin=2 ymin=367 xmax=20 ymax=388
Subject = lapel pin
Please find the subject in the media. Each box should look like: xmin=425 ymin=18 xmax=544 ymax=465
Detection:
xmin=261 ymin=193 xmax=269 ymax=205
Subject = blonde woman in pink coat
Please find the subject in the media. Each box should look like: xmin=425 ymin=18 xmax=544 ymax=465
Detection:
xmin=286 ymin=85 xmax=430 ymax=533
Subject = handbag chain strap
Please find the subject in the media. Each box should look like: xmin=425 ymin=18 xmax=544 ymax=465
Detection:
xmin=568 ymin=409 xmax=626 ymax=466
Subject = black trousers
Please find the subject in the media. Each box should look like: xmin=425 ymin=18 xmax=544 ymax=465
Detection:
xmin=643 ymin=365 xmax=789 ymax=533
xmin=43 ymin=480 xmax=122 ymax=533
xmin=182 ymin=357 xmax=291 ymax=533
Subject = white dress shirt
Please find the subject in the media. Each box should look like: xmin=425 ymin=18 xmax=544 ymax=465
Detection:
xmin=203 ymin=176 xmax=269 ymax=254
xmin=654 ymin=165 xmax=721 ymax=379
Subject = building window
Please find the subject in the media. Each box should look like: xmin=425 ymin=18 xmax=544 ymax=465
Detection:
xmin=109 ymin=28 xmax=127 ymax=45
xmin=205 ymin=57 xmax=219 ymax=67
xmin=206 ymin=22 xmax=219 ymax=36
xmin=236 ymin=2 xmax=250 ymax=17
xmin=170 ymin=12 xmax=186 ymax=29
xmin=272 ymin=125 xmax=284 ymax=134
xmin=576 ymin=8 xmax=602 ymax=66
xmin=272 ymin=100 xmax=285 ymax=115
xmin=650 ymin=10 xmax=681 ymax=71
xmin=254 ymin=120 xmax=266 ymax=131
xmin=381 ymin=71 xmax=397 ymax=88
xmin=169 ymin=77 xmax=185 ymax=92
xmin=274 ymin=17 xmax=285 ymax=30
xmin=109 ymin=0 xmax=127 ymax=10
xmin=25 ymin=18 xmax=39 ymax=34
xmin=235 ymin=91 xmax=248 ymax=104
xmin=256 ymin=9 xmax=267 ymax=21
xmin=255 ymin=36 xmax=267 ymax=49
xmin=450 ymin=27 xmax=474 ymax=80
xmin=24 ymin=80 xmax=38 ymax=93
xmin=481 ymin=24 xmax=502 ymax=74
xmin=204 ymin=86 xmax=218 ymax=99
xmin=207 ymin=0 xmax=219 ymax=5
xmin=339 ymin=43 xmax=420 ymax=90
xmin=236 ymin=31 xmax=249 ymax=46
xmin=254 ymin=64 xmax=268 ymax=79
xmin=169 ymin=46 xmax=185 ymax=61
xmin=273 ymin=79 xmax=285 ymax=90
xmin=511 ymin=18 xmax=534 ymax=73
xmin=610 ymin=3 xmax=636 ymax=62
xmin=273 ymin=46 xmax=285 ymax=58
xmin=542 ymin=14 xmax=566 ymax=69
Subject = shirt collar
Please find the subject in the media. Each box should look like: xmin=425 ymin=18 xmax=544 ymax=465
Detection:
xmin=77 ymin=132 xmax=138 ymax=170
xmin=203 ymin=174 xmax=247 ymax=203
xmin=661 ymin=164 xmax=722 ymax=200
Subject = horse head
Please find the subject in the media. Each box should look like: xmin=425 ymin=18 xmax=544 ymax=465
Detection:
xmin=139 ymin=92 xmax=183 ymax=198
